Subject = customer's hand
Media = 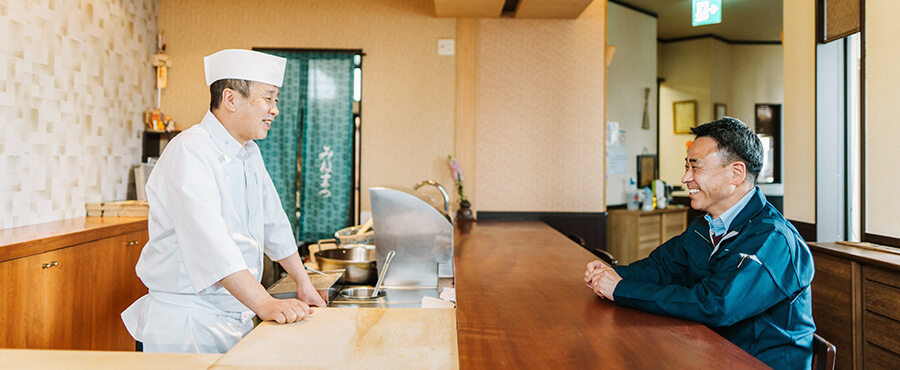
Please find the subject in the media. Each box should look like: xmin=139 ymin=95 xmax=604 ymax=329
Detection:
xmin=587 ymin=265 xmax=622 ymax=301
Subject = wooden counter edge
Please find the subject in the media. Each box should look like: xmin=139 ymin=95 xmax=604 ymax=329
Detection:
xmin=0 ymin=348 xmax=220 ymax=369
xmin=0 ymin=217 xmax=148 ymax=263
xmin=808 ymin=242 xmax=900 ymax=272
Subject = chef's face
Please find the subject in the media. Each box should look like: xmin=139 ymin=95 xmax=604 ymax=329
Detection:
xmin=681 ymin=136 xmax=739 ymax=219
xmin=233 ymin=82 xmax=279 ymax=144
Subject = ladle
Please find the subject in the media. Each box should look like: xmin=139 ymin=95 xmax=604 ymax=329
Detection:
xmin=356 ymin=217 xmax=374 ymax=235
xmin=372 ymin=250 xmax=396 ymax=298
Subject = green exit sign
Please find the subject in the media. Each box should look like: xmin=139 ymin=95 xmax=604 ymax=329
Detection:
xmin=693 ymin=0 xmax=722 ymax=26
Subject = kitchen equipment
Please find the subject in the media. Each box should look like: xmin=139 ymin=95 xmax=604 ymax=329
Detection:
xmin=356 ymin=217 xmax=374 ymax=235
xmin=371 ymin=250 xmax=396 ymax=297
xmin=266 ymin=269 xmax=344 ymax=304
xmin=304 ymin=265 xmax=328 ymax=276
xmin=340 ymin=287 xmax=385 ymax=299
xmin=332 ymin=225 xmax=375 ymax=245
xmin=314 ymin=245 xmax=377 ymax=285
xmin=369 ymin=186 xmax=454 ymax=287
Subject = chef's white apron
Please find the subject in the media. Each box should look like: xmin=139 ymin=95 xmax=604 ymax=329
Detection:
xmin=121 ymin=291 xmax=255 ymax=353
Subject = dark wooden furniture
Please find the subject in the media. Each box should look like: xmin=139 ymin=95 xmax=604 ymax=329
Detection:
xmin=142 ymin=130 xmax=179 ymax=162
xmin=809 ymin=242 xmax=900 ymax=369
xmin=1 ymin=217 xmax=148 ymax=351
xmin=813 ymin=333 xmax=837 ymax=370
xmin=454 ymin=220 xmax=766 ymax=368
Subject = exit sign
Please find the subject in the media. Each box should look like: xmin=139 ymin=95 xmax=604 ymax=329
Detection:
xmin=693 ymin=0 xmax=722 ymax=26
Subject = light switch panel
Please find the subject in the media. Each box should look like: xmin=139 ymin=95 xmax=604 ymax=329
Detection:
xmin=437 ymin=39 xmax=455 ymax=56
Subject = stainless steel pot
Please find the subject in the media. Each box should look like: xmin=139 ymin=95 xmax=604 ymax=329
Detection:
xmin=333 ymin=225 xmax=375 ymax=245
xmin=314 ymin=245 xmax=377 ymax=285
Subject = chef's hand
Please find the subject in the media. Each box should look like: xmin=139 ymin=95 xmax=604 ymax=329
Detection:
xmin=586 ymin=265 xmax=622 ymax=301
xmin=256 ymin=297 xmax=311 ymax=324
xmin=220 ymin=269 xmax=313 ymax=324
xmin=296 ymin=280 xmax=327 ymax=308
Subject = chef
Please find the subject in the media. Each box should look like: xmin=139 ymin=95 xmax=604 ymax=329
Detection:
xmin=122 ymin=49 xmax=326 ymax=353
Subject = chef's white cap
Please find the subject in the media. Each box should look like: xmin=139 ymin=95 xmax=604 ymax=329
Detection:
xmin=203 ymin=49 xmax=286 ymax=87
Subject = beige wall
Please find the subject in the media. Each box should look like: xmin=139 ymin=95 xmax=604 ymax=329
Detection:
xmin=0 ymin=0 xmax=157 ymax=229
xmin=865 ymin=0 xmax=900 ymax=238
xmin=159 ymin=0 xmax=457 ymax=213
xmin=782 ymin=0 xmax=816 ymax=224
xmin=474 ymin=2 xmax=606 ymax=212
xmin=160 ymin=0 xmax=607 ymax=215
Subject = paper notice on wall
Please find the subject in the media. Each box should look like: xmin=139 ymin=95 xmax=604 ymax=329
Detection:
xmin=607 ymin=147 xmax=627 ymax=175
xmin=607 ymin=122 xmax=622 ymax=147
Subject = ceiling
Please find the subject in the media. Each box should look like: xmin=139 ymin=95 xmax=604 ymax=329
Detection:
xmin=434 ymin=0 xmax=783 ymax=43
xmin=611 ymin=0 xmax=783 ymax=42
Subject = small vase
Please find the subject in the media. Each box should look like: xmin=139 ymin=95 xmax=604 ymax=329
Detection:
xmin=456 ymin=200 xmax=474 ymax=221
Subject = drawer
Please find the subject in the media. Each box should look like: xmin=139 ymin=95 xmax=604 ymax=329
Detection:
xmin=864 ymin=342 xmax=900 ymax=369
xmin=865 ymin=311 xmax=900 ymax=355
xmin=865 ymin=265 xmax=900 ymax=288
xmin=864 ymin=279 xmax=900 ymax=322
xmin=638 ymin=215 xmax=661 ymax=239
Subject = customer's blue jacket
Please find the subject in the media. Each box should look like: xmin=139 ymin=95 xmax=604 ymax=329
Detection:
xmin=612 ymin=188 xmax=815 ymax=369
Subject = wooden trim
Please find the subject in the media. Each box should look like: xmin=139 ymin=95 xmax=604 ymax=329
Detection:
xmin=809 ymin=242 xmax=900 ymax=273
xmin=659 ymin=34 xmax=782 ymax=45
xmin=790 ymin=219 xmax=818 ymax=242
xmin=608 ymin=0 xmax=657 ymax=18
xmin=859 ymin=0 xmax=867 ymax=249
xmin=852 ymin=261 xmax=863 ymax=370
xmin=0 ymin=217 xmax=148 ymax=263
xmin=863 ymin=233 xmax=900 ymax=248
xmin=455 ymin=18 xmax=477 ymax=217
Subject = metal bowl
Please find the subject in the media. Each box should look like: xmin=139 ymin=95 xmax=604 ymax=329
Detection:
xmin=315 ymin=245 xmax=377 ymax=285
xmin=340 ymin=287 xmax=385 ymax=299
xmin=334 ymin=225 xmax=375 ymax=246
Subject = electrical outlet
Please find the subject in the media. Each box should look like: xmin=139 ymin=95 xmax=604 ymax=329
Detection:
xmin=437 ymin=39 xmax=455 ymax=56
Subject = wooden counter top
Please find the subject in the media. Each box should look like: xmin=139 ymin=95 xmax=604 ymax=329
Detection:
xmin=211 ymin=308 xmax=458 ymax=369
xmin=809 ymin=241 xmax=900 ymax=272
xmin=0 ymin=217 xmax=147 ymax=263
xmin=0 ymin=349 xmax=220 ymax=369
xmin=454 ymin=220 xmax=766 ymax=368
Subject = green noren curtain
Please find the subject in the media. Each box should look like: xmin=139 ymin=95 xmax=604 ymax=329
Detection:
xmin=257 ymin=51 xmax=355 ymax=243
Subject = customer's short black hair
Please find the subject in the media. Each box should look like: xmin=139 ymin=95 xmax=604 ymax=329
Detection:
xmin=209 ymin=79 xmax=252 ymax=110
xmin=691 ymin=117 xmax=764 ymax=184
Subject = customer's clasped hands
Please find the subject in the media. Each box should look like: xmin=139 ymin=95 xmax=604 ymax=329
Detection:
xmin=584 ymin=260 xmax=623 ymax=301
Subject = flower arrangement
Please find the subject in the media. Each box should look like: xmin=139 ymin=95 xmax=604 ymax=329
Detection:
xmin=448 ymin=155 xmax=467 ymax=202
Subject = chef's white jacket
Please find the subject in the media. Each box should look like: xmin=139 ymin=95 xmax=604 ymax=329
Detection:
xmin=122 ymin=111 xmax=297 ymax=353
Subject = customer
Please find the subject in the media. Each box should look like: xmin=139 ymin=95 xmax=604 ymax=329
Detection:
xmin=122 ymin=49 xmax=326 ymax=353
xmin=584 ymin=117 xmax=815 ymax=368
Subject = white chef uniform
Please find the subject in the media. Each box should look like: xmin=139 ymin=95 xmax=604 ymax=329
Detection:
xmin=123 ymin=49 xmax=292 ymax=353
xmin=121 ymin=110 xmax=296 ymax=353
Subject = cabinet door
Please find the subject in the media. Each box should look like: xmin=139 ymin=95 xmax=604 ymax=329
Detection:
xmin=0 ymin=246 xmax=93 ymax=349
xmin=89 ymin=230 xmax=149 ymax=351
xmin=660 ymin=210 xmax=687 ymax=242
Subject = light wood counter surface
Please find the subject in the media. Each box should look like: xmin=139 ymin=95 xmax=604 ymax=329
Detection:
xmin=211 ymin=308 xmax=458 ymax=369
xmin=0 ymin=349 xmax=220 ymax=369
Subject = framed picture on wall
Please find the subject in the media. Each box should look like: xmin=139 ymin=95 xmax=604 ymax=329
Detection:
xmin=673 ymin=100 xmax=697 ymax=134
xmin=636 ymin=154 xmax=658 ymax=188
xmin=714 ymin=103 xmax=727 ymax=120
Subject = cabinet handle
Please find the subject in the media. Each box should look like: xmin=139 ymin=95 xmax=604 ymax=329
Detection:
xmin=41 ymin=261 xmax=59 ymax=269
xmin=126 ymin=240 xmax=140 ymax=246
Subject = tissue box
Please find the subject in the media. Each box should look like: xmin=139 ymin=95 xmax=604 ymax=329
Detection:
xmin=85 ymin=200 xmax=149 ymax=217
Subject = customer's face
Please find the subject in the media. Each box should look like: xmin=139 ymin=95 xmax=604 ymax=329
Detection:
xmin=681 ymin=137 xmax=738 ymax=218
xmin=233 ymin=82 xmax=279 ymax=144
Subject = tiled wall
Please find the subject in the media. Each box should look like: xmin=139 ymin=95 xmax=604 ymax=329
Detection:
xmin=0 ymin=0 xmax=157 ymax=229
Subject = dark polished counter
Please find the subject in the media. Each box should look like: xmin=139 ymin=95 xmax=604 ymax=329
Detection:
xmin=454 ymin=220 xmax=766 ymax=368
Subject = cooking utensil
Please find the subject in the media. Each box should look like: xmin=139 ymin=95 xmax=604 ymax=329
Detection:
xmin=304 ymin=265 xmax=328 ymax=276
xmin=371 ymin=250 xmax=396 ymax=298
xmin=333 ymin=225 xmax=375 ymax=246
xmin=356 ymin=217 xmax=374 ymax=235
xmin=314 ymin=245 xmax=377 ymax=285
xmin=340 ymin=286 xmax=385 ymax=299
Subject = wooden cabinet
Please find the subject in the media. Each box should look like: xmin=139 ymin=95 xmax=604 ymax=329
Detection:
xmin=0 ymin=246 xmax=93 ymax=349
xmin=0 ymin=217 xmax=147 ymax=351
xmin=606 ymin=207 xmax=688 ymax=265
xmin=90 ymin=230 xmax=149 ymax=351
xmin=810 ymin=242 xmax=900 ymax=369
